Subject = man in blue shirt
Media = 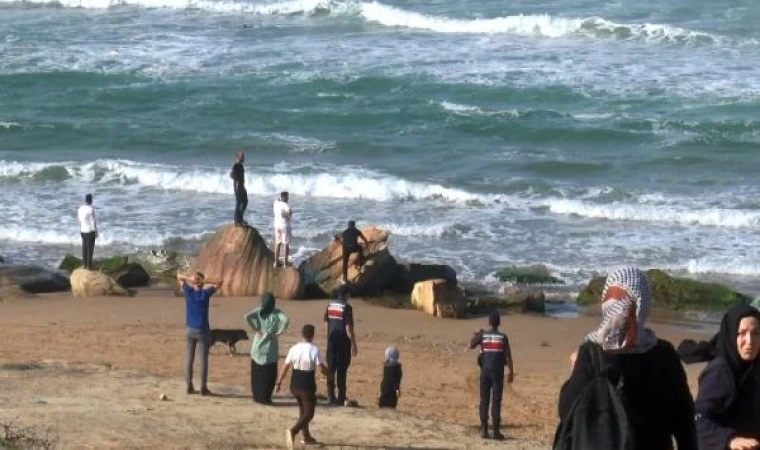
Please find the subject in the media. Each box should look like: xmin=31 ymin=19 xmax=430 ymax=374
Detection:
xmin=177 ymin=272 xmax=222 ymax=396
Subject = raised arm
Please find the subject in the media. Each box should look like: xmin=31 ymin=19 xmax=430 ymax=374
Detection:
xmin=359 ymin=231 xmax=369 ymax=246
xmin=244 ymin=309 xmax=260 ymax=332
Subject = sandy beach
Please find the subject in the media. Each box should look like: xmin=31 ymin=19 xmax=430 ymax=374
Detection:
xmin=0 ymin=289 xmax=709 ymax=449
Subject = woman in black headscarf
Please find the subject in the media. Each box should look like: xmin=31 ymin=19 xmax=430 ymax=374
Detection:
xmin=695 ymin=304 xmax=760 ymax=450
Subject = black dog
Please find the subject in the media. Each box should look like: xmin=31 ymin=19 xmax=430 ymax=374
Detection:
xmin=209 ymin=329 xmax=249 ymax=356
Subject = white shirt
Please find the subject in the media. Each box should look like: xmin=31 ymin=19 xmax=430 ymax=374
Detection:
xmin=77 ymin=204 xmax=97 ymax=233
xmin=285 ymin=341 xmax=322 ymax=371
xmin=273 ymin=199 xmax=291 ymax=229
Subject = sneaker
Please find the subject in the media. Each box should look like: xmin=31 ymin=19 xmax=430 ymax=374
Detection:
xmin=186 ymin=384 xmax=196 ymax=395
xmin=301 ymin=436 xmax=318 ymax=445
xmin=200 ymin=388 xmax=212 ymax=396
xmin=284 ymin=429 xmax=295 ymax=450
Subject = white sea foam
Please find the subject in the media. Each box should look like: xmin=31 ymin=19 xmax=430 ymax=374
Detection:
xmin=0 ymin=225 xmax=206 ymax=247
xmin=547 ymin=198 xmax=760 ymax=229
xmin=0 ymin=0 xmax=343 ymax=14
xmin=0 ymin=121 xmax=22 ymax=129
xmin=0 ymin=159 xmax=509 ymax=204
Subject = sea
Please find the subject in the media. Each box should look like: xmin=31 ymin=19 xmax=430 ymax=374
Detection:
xmin=2 ymin=0 xmax=760 ymax=297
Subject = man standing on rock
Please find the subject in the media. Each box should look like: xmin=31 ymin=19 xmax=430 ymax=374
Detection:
xmin=466 ymin=311 xmax=514 ymax=440
xmin=335 ymin=220 xmax=369 ymax=284
xmin=230 ymin=150 xmax=248 ymax=226
xmin=177 ymin=271 xmax=222 ymax=396
xmin=77 ymin=193 xmax=98 ymax=270
xmin=323 ymin=284 xmax=358 ymax=406
xmin=273 ymin=191 xmax=292 ymax=268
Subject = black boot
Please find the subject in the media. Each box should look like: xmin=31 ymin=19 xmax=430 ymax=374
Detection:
xmin=479 ymin=424 xmax=489 ymax=439
xmin=492 ymin=423 xmax=505 ymax=441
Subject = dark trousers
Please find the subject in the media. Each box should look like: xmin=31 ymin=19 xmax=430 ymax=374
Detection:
xmin=251 ymin=360 xmax=277 ymax=404
xmin=290 ymin=388 xmax=316 ymax=439
xmin=378 ymin=393 xmax=398 ymax=408
xmin=234 ymin=187 xmax=248 ymax=224
xmin=341 ymin=246 xmax=364 ymax=281
xmin=186 ymin=327 xmax=210 ymax=389
xmin=326 ymin=341 xmax=351 ymax=404
xmin=479 ymin=370 xmax=504 ymax=427
xmin=81 ymin=232 xmax=96 ymax=269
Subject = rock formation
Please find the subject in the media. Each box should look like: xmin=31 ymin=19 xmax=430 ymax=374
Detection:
xmin=189 ymin=224 xmax=304 ymax=300
xmin=70 ymin=269 xmax=129 ymax=297
xmin=299 ymin=227 xmax=397 ymax=297
xmin=411 ymin=279 xmax=466 ymax=319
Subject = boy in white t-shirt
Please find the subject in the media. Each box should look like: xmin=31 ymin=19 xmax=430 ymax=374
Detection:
xmin=273 ymin=191 xmax=292 ymax=268
xmin=276 ymin=324 xmax=331 ymax=449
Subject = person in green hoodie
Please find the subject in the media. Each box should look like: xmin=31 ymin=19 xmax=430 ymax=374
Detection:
xmin=244 ymin=291 xmax=290 ymax=405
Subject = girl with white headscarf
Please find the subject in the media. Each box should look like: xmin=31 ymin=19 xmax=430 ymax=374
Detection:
xmin=558 ymin=268 xmax=697 ymax=450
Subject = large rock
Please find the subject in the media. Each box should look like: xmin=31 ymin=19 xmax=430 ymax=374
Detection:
xmin=411 ymin=279 xmax=466 ymax=319
xmin=0 ymin=264 xmax=70 ymax=296
xmin=299 ymin=227 xmax=398 ymax=297
xmin=70 ymin=269 xmax=129 ymax=297
xmin=130 ymin=250 xmax=193 ymax=279
xmin=189 ymin=225 xmax=304 ymax=300
xmin=389 ymin=263 xmax=458 ymax=293
xmin=59 ymin=255 xmax=150 ymax=288
xmin=577 ymin=269 xmax=752 ymax=311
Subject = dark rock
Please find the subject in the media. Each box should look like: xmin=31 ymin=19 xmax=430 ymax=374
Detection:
xmin=389 ymin=263 xmax=457 ymax=293
xmin=109 ymin=263 xmax=151 ymax=288
xmin=0 ymin=265 xmax=70 ymax=294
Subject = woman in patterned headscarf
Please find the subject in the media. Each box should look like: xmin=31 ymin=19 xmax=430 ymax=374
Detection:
xmin=558 ymin=268 xmax=697 ymax=450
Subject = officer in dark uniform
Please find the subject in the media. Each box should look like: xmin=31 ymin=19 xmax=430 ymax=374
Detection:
xmin=467 ymin=310 xmax=514 ymax=440
xmin=323 ymin=284 xmax=359 ymax=406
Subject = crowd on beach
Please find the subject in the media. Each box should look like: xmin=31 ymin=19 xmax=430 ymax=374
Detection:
xmin=76 ymin=151 xmax=760 ymax=449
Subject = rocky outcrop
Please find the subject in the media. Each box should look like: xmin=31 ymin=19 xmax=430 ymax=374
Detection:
xmin=389 ymin=263 xmax=457 ymax=293
xmin=0 ymin=265 xmax=70 ymax=297
xmin=130 ymin=250 xmax=193 ymax=279
xmin=189 ymin=225 xmax=304 ymax=300
xmin=495 ymin=265 xmax=564 ymax=285
xmin=70 ymin=269 xmax=129 ymax=297
xmin=299 ymin=228 xmax=398 ymax=297
xmin=59 ymin=255 xmax=150 ymax=288
xmin=577 ymin=269 xmax=752 ymax=311
xmin=411 ymin=279 xmax=466 ymax=319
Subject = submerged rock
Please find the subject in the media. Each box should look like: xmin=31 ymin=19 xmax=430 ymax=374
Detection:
xmin=495 ymin=265 xmax=564 ymax=285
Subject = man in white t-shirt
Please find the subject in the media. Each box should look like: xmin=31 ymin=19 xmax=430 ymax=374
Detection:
xmin=273 ymin=191 xmax=292 ymax=268
xmin=77 ymin=193 xmax=98 ymax=270
xmin=276 ymin=324 xmax=331 ymax=449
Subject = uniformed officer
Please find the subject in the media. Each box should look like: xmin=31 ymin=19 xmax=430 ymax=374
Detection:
xmin=323 ymin=284 xmax=359 ymax=406
xmin=467 ymin=310 xmax=514 ymax=440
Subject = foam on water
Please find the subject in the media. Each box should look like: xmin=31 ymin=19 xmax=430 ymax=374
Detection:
xmin=0 ymin=159 xmax=510 ymax=204
xmin=547 ymin=198 xmax=760 ymax=229
xmin=0 ymin=225 xmax=207 ymax=247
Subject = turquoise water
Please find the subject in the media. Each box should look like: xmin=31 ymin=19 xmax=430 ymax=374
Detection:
xmin=2 ymin=0 xmax=760 ymax=292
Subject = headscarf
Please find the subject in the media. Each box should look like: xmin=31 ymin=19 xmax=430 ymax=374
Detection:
xmin=715 ymin=304 xmax=760 ymax=379
xmin=260 ymin=291 xmax=275 ymax=318
xmin=385 ymin=345 xmax=399 ymax=364
xmin=586 ymin=267 xmax=657 ymax=351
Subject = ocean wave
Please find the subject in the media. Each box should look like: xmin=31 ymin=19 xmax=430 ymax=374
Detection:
xmin=682 ymin=258 xmax=760 ymax=277
xmin=359 ymin=2 xmax=724 ymax=45
xmin=547 ymin=199 xmax=760 ymax=228
xmin=1 ymin=0 xmax=731 ymax=46
xmin=0 ymin=225 xmax=207 ymax=247
xmin=0 ymin=159 xmax=510 ymax=204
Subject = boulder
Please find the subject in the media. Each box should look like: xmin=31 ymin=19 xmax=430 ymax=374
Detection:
xmin=299 ymin=227 xmax=398 ymax=298
xmin=189 ymin=224 xmax=304 ymax=299
xmin=70 ymin=269 xmax=129 ymax=297
xmin=58 ymin=254 xmax=150 ymax=288
xmin=109 ymin=263 xmax=151 ymax=288
xmin=577 ymin=269 xmax=752 ymax=311
xmin=411 ymin=279 xmax=466 ymax=319
xmin=130 ymin=250 xmax=193 ymax=279
xmin=389 ymin=263 xmax=457 ymax=293
xmin=503 ymin=287 xmax=546 ymax=314
xmin=0 ymin=265 xmax=70 ymax=295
